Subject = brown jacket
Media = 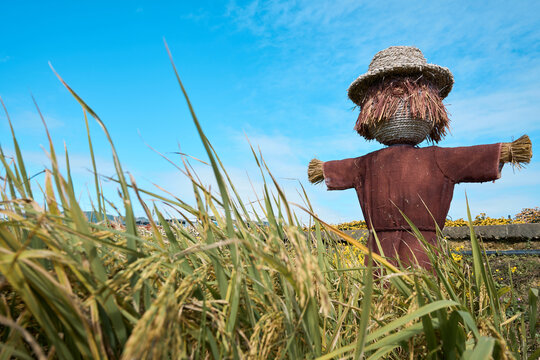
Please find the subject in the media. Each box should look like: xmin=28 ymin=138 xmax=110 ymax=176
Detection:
xmin=323 ymin=143 xmax=502 ymax=267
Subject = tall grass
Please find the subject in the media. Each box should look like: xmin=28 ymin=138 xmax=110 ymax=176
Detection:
xmin=0 ymin=48 xmax=538 ymax=359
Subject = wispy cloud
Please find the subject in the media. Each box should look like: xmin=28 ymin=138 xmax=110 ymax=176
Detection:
xmin=1 ymin=147 xmax=116 ymax=177
xmin=2 ymin=110 xmax=66 ymax=132
xmin=224 ymin=0 xmax=539 ymax=89
xmin=445 ymin=86 xmax=540 ymax=144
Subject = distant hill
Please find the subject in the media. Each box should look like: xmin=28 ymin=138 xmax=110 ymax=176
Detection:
xmin=82 ymin=212 xmax=178 ymax=226
xmin=82 ymin=211 xmax=124 ymax=223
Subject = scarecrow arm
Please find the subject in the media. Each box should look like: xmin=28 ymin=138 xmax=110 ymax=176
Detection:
xmin=500 ymin=135 xmax=532 ymax=168
xmin=435 ymin=143 xmax=503 ymax=183
xmin=308 ymin=157 xmax=358 ymax=190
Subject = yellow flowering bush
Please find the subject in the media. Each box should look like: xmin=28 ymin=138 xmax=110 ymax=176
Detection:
xmin=306 ymin=208 xmax=537 ymax=231
xmin=331 ymin=236 xmax=367 ymax=268
xmin=443 ymin=210 xmax=537 ymax=227
xmin=304 ymin=219 xmax=367 ymax=231
xmin=450 ymin=245 xmax=465 ymax=262
xmin=514 ymin=207 xmax=540 ymax=223
xmin=323 ymin=208 xmax=537 ymax=231
xmin=332 ymin=245 xmax=366 ymax=268
xmin=451 ymin=252 xmax=463 ymax=262
xmin=444 ymin=218 xmax=469 ymax=227
xmin=336 ymin=220 xmax=367 ymax=230
xmin=445 ymin=213 xmax=521 ymax=227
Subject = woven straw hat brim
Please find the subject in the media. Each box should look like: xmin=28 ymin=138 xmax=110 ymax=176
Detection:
xmin=348 ymin=63 xmax=454 ymax=106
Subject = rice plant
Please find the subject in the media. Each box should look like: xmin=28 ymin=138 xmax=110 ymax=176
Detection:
xmin=0 ymin=47 xmax=538 ymax=359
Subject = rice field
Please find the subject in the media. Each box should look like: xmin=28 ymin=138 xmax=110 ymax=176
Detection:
xmin=0 ymin=53 xmax=538 ymax=359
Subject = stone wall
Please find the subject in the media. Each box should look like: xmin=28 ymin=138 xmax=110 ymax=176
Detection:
xmin=335 ymin=223 xmax=540 ymax=242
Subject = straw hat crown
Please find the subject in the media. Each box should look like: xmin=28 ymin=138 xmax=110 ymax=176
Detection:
xmin=348 ymin=46 xmax=454 ymax=106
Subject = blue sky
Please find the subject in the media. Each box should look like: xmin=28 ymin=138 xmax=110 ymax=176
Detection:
xmin=1 ymin=0 xmax=539 ymax=224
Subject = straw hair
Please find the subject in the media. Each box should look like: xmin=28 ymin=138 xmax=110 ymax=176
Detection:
xmin=355 ymin=76 xmax=450 ymax=143
xmin=308 ymin=158 xmax=324 ymax=184
xmin=500 ymin=135 xmax=532 ymax=169
xmin=348 ymin=46 xmax=454 ymax=105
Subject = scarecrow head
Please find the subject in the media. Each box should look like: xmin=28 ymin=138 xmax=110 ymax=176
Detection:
xmin=348 ymin=46 xmax=454 ymax=145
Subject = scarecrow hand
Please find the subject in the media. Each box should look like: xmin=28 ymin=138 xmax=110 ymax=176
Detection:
xmin=308 ymin=159 xmax=325 ymax=184
xmin=308 ymin=157 xmax=358 ymax=190
xmin=500 ymin=135 xmax=532 ymax=168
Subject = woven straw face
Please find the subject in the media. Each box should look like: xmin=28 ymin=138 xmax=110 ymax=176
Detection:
xmin=372 ymin=102 xmax=433 ymax=146
xmin=348 ymin=46 xmax=454 ymax=106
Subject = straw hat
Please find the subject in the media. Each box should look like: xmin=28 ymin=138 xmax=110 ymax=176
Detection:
xmin=348 ymin=46 xmax=454 ymax=106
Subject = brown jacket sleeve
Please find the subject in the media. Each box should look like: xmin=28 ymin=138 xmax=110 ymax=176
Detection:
xmin=434 ymin=143 xmax=502 ymax=183
xmin=323 ymin=157 xmax=360 ymax=190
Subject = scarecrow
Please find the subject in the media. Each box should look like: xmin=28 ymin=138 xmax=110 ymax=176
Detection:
xmin=308 ymin=46 xmax=532 ymax=269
